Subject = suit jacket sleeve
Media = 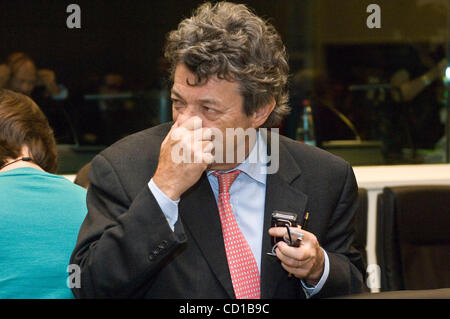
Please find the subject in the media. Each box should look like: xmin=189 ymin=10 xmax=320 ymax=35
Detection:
xmin=70 ymin=153 xmax=187 ymax=298
xmin=314 ymin=163 xmax=366 ymax=298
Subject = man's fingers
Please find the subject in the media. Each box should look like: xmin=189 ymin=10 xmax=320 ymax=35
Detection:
xmin=169 ymin=116 xmax=200 ymax=141
xmin=202 ymin=127 xmax=213 ymax=141
xmin=166 ymin=117 xmax=216 ymax=164
xmin=268 ymin=226 xmax=307 ymax=240
xmin=163 ymin=120 xmax=181 ymax=145
xmin=275 ymin=240 xmax=310 ymax=262
xmin=203 ymin=140 xmax=214 ymax=153
xmin=275 ymin=243 xmax=299 ymax=266
xmin=202 ymin=152 xmax=215 ymax=164
xmin=179 ymin=116 xmax=203 ymax=130
xmin=269 ymin=226 xmax=300 ymax=237
xmin=170 ymin=126 xmax=189 ymax=142
xmin=171 ymin=117 xmax=214 ymax=143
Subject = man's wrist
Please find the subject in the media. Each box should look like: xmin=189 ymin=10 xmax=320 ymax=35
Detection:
xmin=153 ymin=174 xmax=181 ymax=201
xmin=301 ymin=249 xmax=329 ymax=298
xmin=148 ymin=178 xmax=180 ymax=231
xmin=305 ymin=247 xmax=325 ymax=286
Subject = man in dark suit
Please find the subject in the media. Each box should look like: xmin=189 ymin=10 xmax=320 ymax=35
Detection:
xmin=70 ymin=1 xmax=365 ymax=299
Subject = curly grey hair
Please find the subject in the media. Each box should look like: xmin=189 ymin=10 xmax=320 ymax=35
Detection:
xmin=164 ymin=1 xmax=290 ymax=127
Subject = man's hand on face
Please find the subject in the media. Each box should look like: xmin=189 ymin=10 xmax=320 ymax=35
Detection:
xmin=153 ymin=116 xmax=214 ymax=201
xmin=268 ymin=226 xmax=325 ymax=286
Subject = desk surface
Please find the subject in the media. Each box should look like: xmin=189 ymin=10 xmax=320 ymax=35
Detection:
xmin=353 ymin=164 xmax=450 ymax=189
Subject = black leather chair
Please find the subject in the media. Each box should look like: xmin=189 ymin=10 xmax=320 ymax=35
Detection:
xmin=354 ymin=188 xmax=368 ymax=270
xmin=376 ymin=185 xmax=450 ymax=291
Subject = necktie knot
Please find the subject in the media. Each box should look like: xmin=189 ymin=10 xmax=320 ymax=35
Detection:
xmin=212 ymin=170 xmax=241 ymax=194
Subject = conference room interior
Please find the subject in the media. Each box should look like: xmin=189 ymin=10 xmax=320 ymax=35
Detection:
xmin=1 ymin=0 xmax=449 ymax=299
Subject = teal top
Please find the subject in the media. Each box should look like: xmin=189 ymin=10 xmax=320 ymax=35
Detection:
xmin=0 ymin=167 xmax=87 ymax=299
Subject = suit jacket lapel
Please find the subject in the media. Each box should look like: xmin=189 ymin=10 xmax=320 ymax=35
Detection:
xmin=260 ymin=139 xmax=308 ymax=299
xmin=179 ymin=173 xmax=235 ymax=298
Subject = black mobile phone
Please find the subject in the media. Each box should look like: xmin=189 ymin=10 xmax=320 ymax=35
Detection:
xmin=271 ymin=210 xmax=298 ymax=228
xmin=267 ymin=211 xmax=303 ymax=256
xmin=271 ymin=211 xmax=298 ymax=244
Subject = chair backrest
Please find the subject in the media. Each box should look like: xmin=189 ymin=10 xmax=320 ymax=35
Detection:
xmin=354 ymin=188 xmax=368 ymax=270
xmin=74 ymin=161 xmax=91 ymax=189
xmin=376 ymin=185 xmax=450 ymax=291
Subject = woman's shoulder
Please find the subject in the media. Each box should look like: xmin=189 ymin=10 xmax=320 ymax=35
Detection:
xmin=1 ymin=167 xmax=87 ymax=205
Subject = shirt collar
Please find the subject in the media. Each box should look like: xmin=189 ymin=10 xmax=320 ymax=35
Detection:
xmin=207 ymin=130 xmax=267 ymax=185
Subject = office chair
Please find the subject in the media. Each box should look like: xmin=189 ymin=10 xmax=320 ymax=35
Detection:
xmin=354 ymin=188 xmax=368 ymax=269
xmin=376 ymin=185 xmax=450 ymax=291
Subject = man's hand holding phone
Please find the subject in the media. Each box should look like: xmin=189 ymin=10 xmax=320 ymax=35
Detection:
xmin=268 ymin=225 xmax=325 ymax=286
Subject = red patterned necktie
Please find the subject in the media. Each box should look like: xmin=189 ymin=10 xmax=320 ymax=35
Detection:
xmin=213 ymin=170 xmax=261 ymax=299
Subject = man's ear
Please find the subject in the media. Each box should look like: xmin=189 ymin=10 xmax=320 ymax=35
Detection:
xmin=251 ymin=97 xmax=276 ymax=128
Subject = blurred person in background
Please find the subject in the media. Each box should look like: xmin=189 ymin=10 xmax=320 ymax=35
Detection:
xmin=0 ymin=52 xmax=74 ymax=144
xmin=0 ymin=52 xmax=67 ymax=99
xmin=0 ymin=89 xmax=87 ymax=298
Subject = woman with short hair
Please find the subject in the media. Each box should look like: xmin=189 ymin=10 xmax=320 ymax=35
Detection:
xmin=0 ymin=89 xmax=87 ymax=298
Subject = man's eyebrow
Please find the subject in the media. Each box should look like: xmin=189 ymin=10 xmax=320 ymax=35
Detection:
xmin=198 ymin=98 xmax=219 ymax=106
xmin=171 ymin=90 xmax=220 ymax=106
xmin=170 ymin=90 xmax=185 ymax=101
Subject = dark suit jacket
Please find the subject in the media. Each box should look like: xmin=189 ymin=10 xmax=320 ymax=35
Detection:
xmin=70 ymin=122 xmax=365 ymax=298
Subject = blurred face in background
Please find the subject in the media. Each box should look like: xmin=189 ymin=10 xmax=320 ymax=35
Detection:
xmin=8 ymin=60 xmax=37 ymax=96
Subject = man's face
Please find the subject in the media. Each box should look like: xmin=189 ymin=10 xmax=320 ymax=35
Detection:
xmin=171 ymin=63 xmax=254 ymax=130
xmin=8 ymin=61 xmax=37 ymax=96
xmin=171 ymin=64 xmax=258 ymax=168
